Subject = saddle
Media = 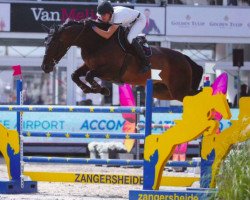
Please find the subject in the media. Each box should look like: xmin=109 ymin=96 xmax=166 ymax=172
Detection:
xmin=117 ymin=27 xmax=152 ymax=57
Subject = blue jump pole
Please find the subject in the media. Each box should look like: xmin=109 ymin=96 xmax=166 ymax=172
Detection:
xmin=0 ymin=79 xmax=37 ymax=194
xmin=4 ymin=79 xmax=23 ymax=183
xmin=0 ymin=105 xmax=145 ymax=113
xmin=143 ymin=79 xmax=153 ymax=190
xmin=23 ymin=156 xmax=200 ymax=167
xmin=22 ymin=131 xmax=145 ymax=139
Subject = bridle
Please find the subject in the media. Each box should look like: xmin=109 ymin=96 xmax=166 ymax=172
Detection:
xmin=45 ymin=21 xmax=86 ymax=65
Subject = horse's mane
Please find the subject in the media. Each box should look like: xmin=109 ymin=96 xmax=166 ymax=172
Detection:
xmin=60 ymin=18 xmax=111 ymax=31
xmin=57 ymin=18 xmax=121 ymax=54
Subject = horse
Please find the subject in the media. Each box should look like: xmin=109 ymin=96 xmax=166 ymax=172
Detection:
xmin=144 ymin=87 xmax=231 ymax=190
xmin=41 ymin=18 xmax=203 ymax=101
xmin=201 ymin=97 xmax=250 ymax=188
xmin=0 ymin=124 xmax=20 ymax=180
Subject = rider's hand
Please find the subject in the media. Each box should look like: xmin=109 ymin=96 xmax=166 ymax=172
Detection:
xmin=85 ymin=19 xmax=94 ymax=28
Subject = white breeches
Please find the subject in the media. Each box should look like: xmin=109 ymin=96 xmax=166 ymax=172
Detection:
xmin=127 ymin=13 xmax=146 ymax=44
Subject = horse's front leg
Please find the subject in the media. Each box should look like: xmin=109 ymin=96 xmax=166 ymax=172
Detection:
xmin=71 ymin=64 xmax=92 ymax=93
xmin=85 ymin=70 xmax=110 ymax=96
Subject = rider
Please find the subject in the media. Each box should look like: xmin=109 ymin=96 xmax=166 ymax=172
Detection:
xmin=92 ymin=1 xmax=151 ymax=73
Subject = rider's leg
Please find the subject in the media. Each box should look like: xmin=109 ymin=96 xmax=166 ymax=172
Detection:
xmin=71 ymin=64 xmax=92 ymax=93
xmin=128 ymin=14 xmax=151 ymax=73
xmin=131 ymin=38 xmax=151 ymax=73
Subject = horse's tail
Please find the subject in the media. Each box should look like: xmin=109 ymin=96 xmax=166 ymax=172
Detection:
xmin=184 ymin=55 xmax=203 ymax=91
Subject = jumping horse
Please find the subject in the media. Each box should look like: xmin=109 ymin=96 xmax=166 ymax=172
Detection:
xmin=41 ymin=18 xmax=203 ymax=101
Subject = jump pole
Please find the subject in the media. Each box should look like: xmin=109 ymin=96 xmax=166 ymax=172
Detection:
xmin=0 ymin=77 xmax=37 ymax=194
xmin=0 ymin=77 xmax=204 ymax=193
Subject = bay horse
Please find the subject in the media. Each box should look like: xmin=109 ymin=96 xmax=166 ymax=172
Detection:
xmin=41 ymin=18 xmax=203 ymax=101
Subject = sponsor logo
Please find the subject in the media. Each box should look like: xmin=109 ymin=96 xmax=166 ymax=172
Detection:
xmin=209 ymin=15 xmax=242 ymax=28
xmin=30 ymin=7 xmax=96 ymax=22
xmin=75 ymin=173 xmax=143 ymax=185
xmin=171 ymin=14 xmax=205 ymax=27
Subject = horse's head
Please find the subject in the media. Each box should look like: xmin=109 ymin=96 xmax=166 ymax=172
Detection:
xmin=200 ymin=88 xmax=231 ymax=121
xmin=41 ymin=24 xmax=70 ymax=73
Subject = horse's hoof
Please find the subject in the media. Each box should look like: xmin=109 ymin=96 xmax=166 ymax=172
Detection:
xmin=100 ymin=87 xmax=110 ymax=96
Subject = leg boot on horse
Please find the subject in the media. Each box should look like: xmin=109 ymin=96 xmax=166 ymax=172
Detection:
xmin=85 ymin=70 xmax=110 ymax=96
xmin=132 ymin=38 xmax=151 ymax=73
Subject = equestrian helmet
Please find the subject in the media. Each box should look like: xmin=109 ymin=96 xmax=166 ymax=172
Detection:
xmin=97 ymin=1 xmax=114 ymax=15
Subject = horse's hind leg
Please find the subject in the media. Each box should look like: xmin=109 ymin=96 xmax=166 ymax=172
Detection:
xmin=71 ymin=64 xmax=92 ymax=93
xmin=86 ymin=70 xmax=110 ymax=96
xmin=184 ymin=55 xmax=203 ymax=91
xmin=153 ymin=83 xmax=172 ymax=100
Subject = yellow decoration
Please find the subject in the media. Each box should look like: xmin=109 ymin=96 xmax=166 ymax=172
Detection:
xmin=123 ymin=121 xmax=136 ymax=153
xmin=23 ymin=171 xmax=198 ymax=187
xmin=48 ymin=107 xmax=53 ymax=111
xmin=85 ymin=133 xmax=90 ymax=138
xmin=0 ymin=124 xmax=20 ymax=180
xmin=8 ymin=106 xmax=13 ymax=111
xmin=201 ymin=97 xmax=250 ymax=187
xmin=131 ymin=108 xmax=136 ymax=113
xmin=65 ymin=133 xmax=70 ymax=138
xmin=28 ymin=106 xmax=33 ymax=111
xmin=89 ymin=107 xmax=94 ymax=112
xmin=109 ymin=107 xmax=115 ymax=112
xmin=105 ymin=134 xmax=110 ymax=139
xmin=144 ymin=87 xmax=231 ymax=190
xmin=69 ymin=107 xmax=74 ymax=112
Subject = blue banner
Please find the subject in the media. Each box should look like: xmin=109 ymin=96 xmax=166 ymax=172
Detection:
xmin=0 ymin=109 xmax=239 ymax=142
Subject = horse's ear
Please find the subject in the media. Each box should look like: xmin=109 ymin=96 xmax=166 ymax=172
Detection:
xmin=41 ymin=24 xmax=50 ymax=33
xmin=64 ymin=18 xmax=71 ymax=24
xmin=50 ymin=24 xmax=59 ymax=33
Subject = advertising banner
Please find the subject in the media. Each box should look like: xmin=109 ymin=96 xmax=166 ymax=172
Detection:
xmin=166 ymin=6 xmax=250 ymax=37
xmin=135 ymin=6 xmax=165 ymax=35
xmin=11 ymin=3 xmax=98 ymax=32
xmin=0 ymin=3 xmax=10 ymax=32
xmin=0 ymin=110 xmax=238 ymax=143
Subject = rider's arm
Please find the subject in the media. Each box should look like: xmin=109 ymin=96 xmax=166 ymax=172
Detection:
xmin=92 ymin=24 xmax=119 ymax=39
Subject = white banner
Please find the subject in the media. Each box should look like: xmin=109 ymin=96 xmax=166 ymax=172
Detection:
xmin=135 ymin=6 xmax=165 ymax=35
xmin=166 ymin=7 xmax=250 ymax=37
xmin=0 ymin=3 xmax=10 ymax=32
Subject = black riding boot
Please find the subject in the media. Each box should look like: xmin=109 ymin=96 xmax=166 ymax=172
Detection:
xmin=132 ymin=38 xmax=151 ymax=73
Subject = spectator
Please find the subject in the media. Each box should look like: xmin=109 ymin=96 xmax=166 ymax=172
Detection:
xmin=233 ymin=84 xmax=249 ymax=107
xmin=142 ymin=8 xmax=160 ymax=35
xmin=136 ymin=0 xmax=155 ymax=4
xmin=228 ymin=0 xmax=238 ymax=5
xmin=37 ymin=95 xmax=44 ymax=105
